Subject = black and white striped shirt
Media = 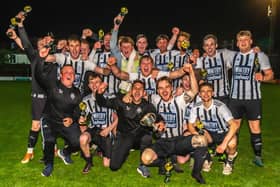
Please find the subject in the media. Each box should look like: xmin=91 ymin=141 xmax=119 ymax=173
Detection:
xmin=189 ymin=99 xmax=233 ymax=133
xmin=129 ymin=71 xmax=169 ymax=96
xmin=230 ymin=50 xmax=271 ymax=100
xmin=82 ymin=93 xmax=115 ymax=129
xmin=54 ymin=53 xmax=97 ymax=94
xmin=196 ymin=49 xmax=234 ymax=97
xmin=172 ymin=51 xmax=190 ymax=89
xmin=92 ymin=51 xmax=121 ymax=94
xmin=150 ymin=49 xmax=179 ymax=71
xmin=184 ymin=94 xmax=201 ymax=123
xmin=152 ymin=94 xmax=186 ymax=138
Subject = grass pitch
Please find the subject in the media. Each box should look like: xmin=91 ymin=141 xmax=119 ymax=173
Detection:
xmin=0 ymin=81 xmax=279 ymax=187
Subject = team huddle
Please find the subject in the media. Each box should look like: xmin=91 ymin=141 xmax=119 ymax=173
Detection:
xmin=6 ymin=10 xmax=274 ymax=184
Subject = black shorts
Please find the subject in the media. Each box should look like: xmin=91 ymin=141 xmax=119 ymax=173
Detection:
xmin=86 ymin=127 xmax=112 ymax=158
xmin=31 ymin=97 xmax=47 ymax=120
xmin=214 ymin=96 xmax=229 ymax=106
xmin=228 ymin=99 xmax=262 ymax=120
xmin=208 ymin=131 xmax=227 ymax=145
xmin=150 ymin=136 xmax=194 ymax=158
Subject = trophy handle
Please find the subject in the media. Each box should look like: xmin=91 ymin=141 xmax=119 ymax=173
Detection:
xmin=140 ymin=113 xmax=156 ymax=127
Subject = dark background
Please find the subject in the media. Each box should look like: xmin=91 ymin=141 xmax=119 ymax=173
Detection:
xmin=0 ymin=0 xmax=279 ymax=52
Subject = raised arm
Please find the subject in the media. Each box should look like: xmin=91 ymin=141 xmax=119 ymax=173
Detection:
xmin=110 ymin=15 xmax=124 ymax=68
xmin=167 ymin=27 xmax=180 ymax=50
xmin=6 ymin=28 xmax=24 ymax=50
xmin=188 ymin=64 xmax=199 ymax=96
xmin=168 ymin=63 xmax=188 ymax=79
xmin=107 ymin=56 xmax=129 ymax=80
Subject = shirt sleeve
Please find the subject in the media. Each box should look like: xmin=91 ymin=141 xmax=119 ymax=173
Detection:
xmin=188 ymin=106 xmax=198 ymax=123
xmin=54 ymin=53 xmax=66 ymax=66
xmin=258 ymin=52 xmax=271 ymax=70
xmin=128 ymin=73 xmax=138 ymax=81
xmin=219 ymin=104 xmax=234 ymax=122
xmin=196 ymin=57 xmax=203 ymax=69
xmin=84 ymin=60 xmax=97 ymax=71
xmin=222 ymin=48 xmax=237 ymax=68
xmin=157 ymin=71 xmax=170 ymax=79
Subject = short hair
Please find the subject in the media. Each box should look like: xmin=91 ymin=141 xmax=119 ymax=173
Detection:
xmin=156 ymin=76 xmax=173 ymax=89
xmin=199 ymin=82 xmax=214 ymax=92
xmin=178 ymin=31 xmax=191 ymax=40
xmin=46 ymin=32 xmax=55 ymax=39
xmin=80 ymin=38 xmax=90 ymax=46
xmin=132 ymin=79 xmax=145 ymax=89
xmin=140 ymin=55 xmax=154 ymax=65
xmin=88 ymin=72 xmax=102 ymax=82
xmin=67 ymin=34 xmax=80 ymax=44
xmin=155 ymin=34 xmax=169 ymax=43
xmin=120 ymin=36 xmax=135 ymax=46
xmin=236 ymin=30 xmax=252 ymax=39
xmin=136 ymin=34 xmax=148 ymax=42
xmin=203 ymin=34 xmax=218 ymax=44
xmin=60 ymin=64 xmax=73 ymax=73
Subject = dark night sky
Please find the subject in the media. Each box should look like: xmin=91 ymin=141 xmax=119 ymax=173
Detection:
xmin=1 ymin=0 xmax=279 ymax=51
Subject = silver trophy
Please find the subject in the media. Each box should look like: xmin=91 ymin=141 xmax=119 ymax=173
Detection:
xmin=119 ymin=81 xmax=132 ymax=94
xmin=140 ymin=113 xmax=157 ymax=129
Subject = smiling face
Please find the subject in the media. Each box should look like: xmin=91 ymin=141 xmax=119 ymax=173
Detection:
xmin=199 ymin=84 xmax=214 ymax=103
xmin=103 ymin=33 xmax=111 ymax=52
xmin=60 ymin=65 xmax=75 ymax=88
xmin=203 ymin=38 xmax=217 ymax=57
xmin=68 ymin=39 xmax=81 ymax=60
xmin=237 ymin=35 xmax=252 ymax=53
xmin=88 ymin=76 xmax=102 ymax=93
xmin=120 ymin=37 xmax=135 ymax=58
xmin=136 ymin=36 xmax=148 ymax=54
xmin=181 ymin=74 xmax=191 ymax=90
xmin=131 ymin=81 xmax=145 ymax=104
xmin=140 ymin=56 xmax=153 ymax=77
xmin=156 ymin=38 xmax=168 ymax=53
xmin=157 ymin=79 xmax=173 ymax=102
xmin=80 ymin=41 xmax=90 ymax=58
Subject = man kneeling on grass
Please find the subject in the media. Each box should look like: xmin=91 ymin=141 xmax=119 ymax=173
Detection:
xmin=141 ymin=135 xmax=208 ymax=184
xmin=188 ymin=82 xmax=239 ymax=175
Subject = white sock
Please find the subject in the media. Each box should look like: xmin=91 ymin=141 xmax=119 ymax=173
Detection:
xmin=27 ymin=148 xmax=34 ymax=154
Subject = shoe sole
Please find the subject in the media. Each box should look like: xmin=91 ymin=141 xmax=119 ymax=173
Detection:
xmin=41 ymin=172 xmax=52 ymax=177
xmin=82 ymin=170 xmax=90 ymax=174
xmin=57 ymin=150 xmax=71 ymax=165
xmin=21 ymin=156 xmax=34 ymax=164
xmin=137 ymin=168 xmax=150 ymax=178
xmin=202 ymin=168 xmax=211 ymax=172
xmin=202 ymin=162 xmax=212 ymax=172
xmin=222 ymin=171 xmax=232 ymax=175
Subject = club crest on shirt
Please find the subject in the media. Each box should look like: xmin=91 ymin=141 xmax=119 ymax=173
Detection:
xmin=136 ymin=107 xmax=142 ymax=114
xmin=70 ymin=93 xmax=75 ymax=100
xmin=58 ymin=89 xmax=63 ymax=94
